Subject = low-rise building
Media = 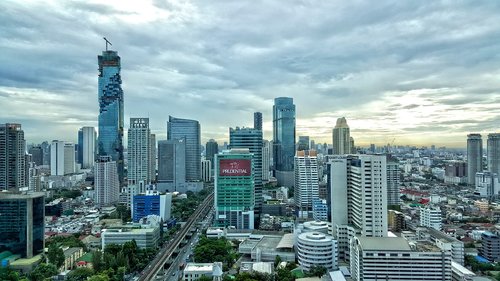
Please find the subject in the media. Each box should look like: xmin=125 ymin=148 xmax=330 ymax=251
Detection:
xmin=479 ymin=231 xmax=500 ymax=262
xmin=183 ymin=262 xmax=223 ymax=281
xmin=62 ymin=247 xmax=84 ymax=271
xmin=239 ymin=234 xmax=295 ymax=262
xmin=297 ymin=232 xmax=337 ymax=271
xmin=417 ymin=227 xmax=465 ymax=265
xmin=101 ymin=226 xmax=160 ymax=250
xmin=350 ymin=237 xmax=452 ymax=281
xmin=451 ymin=261 xmax=475 ymax=281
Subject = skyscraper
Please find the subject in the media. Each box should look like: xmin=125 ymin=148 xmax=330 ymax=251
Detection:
xmin=468 ymin=134 xmax=483 ymax=185
xmin=229 ymin=127 xmax=263 ymax=220
xmin=205 ymin=139 xmax=219 ymax=166
xmin=79 ymin=127 xmax=96 ymax=169
xmin=127 ymin=118 xmax=152 ymax=187
xmin=0 ymin=123 xmax=26 ymax=190
xmin=254 ymin=112 xmax=262 ymax=131
xmin=98 ymin=49 xmax=124 ymax=184
xmin=95 ymin=156 xmax=120 ymax=206
xmin=488 ymin=133 xmax=500 ymax=177
xmin=332 ymin=117 xmax=351 ymax=155
xmin=214 ymin=149 xmax=255 ymax=229
xmin=328 ymin=154 xmax=388 ymax=260
xmin=262 ymin=140 xmax=271 ymax=181
xmin=298 ymin=136 xmax=310 ymax=151
xmin=0 ymin=192 xmax=45 ymax=258
xmin=50 ymin=140 xmax=75 ymax=176
xmin=167 ymin=116 xmax=200 ymax=181
xmin=273 ymin=97 xmax=296 ymax=187
xmin=157 ymin=139 xmax=186 ymax=191
xmin=294 ymin=150 xmax=319 ymax=218
xmin=149 ymin=133 xmax=156 ymax=182
xmin=28 ymin=146 xmax=43 ymax=167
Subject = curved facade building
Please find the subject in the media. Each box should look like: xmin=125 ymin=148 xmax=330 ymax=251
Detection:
xmin=297 ymin=232 xmax=337 ymax=271
xmin=467 ymin=134 xmax=483 ymax=185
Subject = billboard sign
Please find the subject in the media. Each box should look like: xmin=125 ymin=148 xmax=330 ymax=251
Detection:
xmin=219 ymin=159 xmax=251 ymax=176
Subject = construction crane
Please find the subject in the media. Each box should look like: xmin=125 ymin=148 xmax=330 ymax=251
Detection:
xmin=103 ymin=37 xmax=112 ymax=51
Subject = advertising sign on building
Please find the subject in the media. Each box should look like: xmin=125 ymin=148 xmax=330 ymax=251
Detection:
xmin=219 ymin=159 xmax=251 ymax=176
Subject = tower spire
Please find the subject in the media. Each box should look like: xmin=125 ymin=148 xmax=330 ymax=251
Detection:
xmin=103 ymin=37 xmax=112 ymax=51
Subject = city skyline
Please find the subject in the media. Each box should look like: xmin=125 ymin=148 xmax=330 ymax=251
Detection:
xmin=2 ymin=1 xmax=500 ymax=147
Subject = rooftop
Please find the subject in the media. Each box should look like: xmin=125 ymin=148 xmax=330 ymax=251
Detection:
xmin=276 ymin=233 xmax=294 ymax=249
xmin=358 ymin=237 xmax=411 ymax=251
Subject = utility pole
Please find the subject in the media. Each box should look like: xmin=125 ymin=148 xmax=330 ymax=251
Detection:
xmin=103 ymin=37 xmax=112 ymax=51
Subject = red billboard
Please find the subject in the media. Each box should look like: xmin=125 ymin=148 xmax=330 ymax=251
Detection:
xmin=219 ymin=159 xmax=251 ymax=176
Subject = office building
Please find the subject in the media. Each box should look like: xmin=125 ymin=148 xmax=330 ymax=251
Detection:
xmin=388 ymin=210 xmax=406 ymax=232
xmin=332 ymin=117 xmax=350 ymax=155
xmin=475 ymin=171 xmax=500 ymax=199
xmin=479 ymin=231 xmax=500 ymax=262
xmin=214 ymin=149 xmax=255 ymax=229
xmin=41 ymin=141 xmax=50 ymax=166
xmin=150 ymin=133 xmax=156 ymax=182
xmin=387 ymin=157 xmax=400 ymax=206
xmin=102 ymin=226 xmax=160 ymax=250
xmin=229 ymin=127 xmax=263 ymax=220
xmin=97 ymin=49 xmax=124 ymax=184
xmin=312 ymin=198 xmax=328 ymax=221
xmin=350 ymin=237 xmax=452 ymax=281
xmin=273 ymin=97 xmax=296 ymax=187
xmin=262 ymin=140 xmax=271 ymax=181
xmin=297 ymin=232 xmax=338 ymax=271
xmin=201 ymin=159 xmax=211 ymax=182
xmin=78 ymin=127 xmax=96 ymax=169
xmin=294 ymin=150 xmax=319 ymax=218
xmin=420 ymin=206 xmax=442 ymax=230
xmin=0 ymin=192 xmax=45 ymax=258
xmin=28 ymin=146 xmax=43 ymax=167
xmin=467 ymin=134 xmax=483 ymax=185
xmin=328 ymin=155 xmax=388 ymax=260
xmin=297 ymin=136 xmax=310 ymax=151
xmin=95 ymin=156 xmax=120 ymax=206
xmin=127 ymin=118 xmax=152 ymax=187
xmin=488 ymin=133 xmax=500 ymax=177
xmin=157 ymin=139 xmax=186 ymax=191
xmin=50 ymin=141 xmax=75 ymax=176
xmin=205 ymin=139 xmax=218 ymax=166
xmin=0 ymin=123 xmax=26 ymax=190
xmin=254 ymin=112 xmax=262 ymax=131
xmin=132 ymin=186 xmax=172 ymax=222
xmin=167 ymin=116 xmax=201 ymax=181
xmin=444 ymin=161 xmax=467 ymax=184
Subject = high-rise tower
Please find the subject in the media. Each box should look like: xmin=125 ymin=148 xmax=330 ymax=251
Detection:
xmin=97 ymin=49 xmax=124 ymax=184
xmin=273 ymin=97 xmax=296 ymax=187
xmin=332 ymin=117 xmax=351 ymax=155
xmin=294 ymin=150 xmax=319 ymax=218
xmin=229 ymin=127 xmax=263 ymax=221
xmin=78 ymin=127 xmax=96 ymax=169
xmin=0 ymin=123 xmax=26 ymax=190
xmin=488 ymin=134 xmax=500 ymax=177
xmin=167 ymin=116 xmax=201 ymax=181
xmin=467 ymin=134 xmax=483 ymax=185
xmin=127 ymin=118 xmax=151 ymax=188
xmin=205 ymin=139 xmax=219 ymax=166
xmin=254 ymin=112 xmax=262 ymax=131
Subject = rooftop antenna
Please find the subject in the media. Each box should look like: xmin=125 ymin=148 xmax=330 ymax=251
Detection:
xmin=103 ymin=37 xmax=112 ymax=51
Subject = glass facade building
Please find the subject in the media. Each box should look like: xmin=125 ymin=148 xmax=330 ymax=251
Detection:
xmin=0 ymin=192 xmax=45 ymax=258
xmin=273 ymin=97 xmax=296 ymax=172
xmin=167 ymin=116 xmax=200 ymax=181
xmin=98 ymin=50 xmax=124 ymax=184
xmin=214 ymin=149 xmax=255 ymax=229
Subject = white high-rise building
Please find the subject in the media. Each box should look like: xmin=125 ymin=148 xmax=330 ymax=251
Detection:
xmin=420 ymin=206 xmax=442 ymax=230
xmin=332 ymin=117 xmax=350 ymax=155
xmin=475 ymin=171 xmax=500 ymax=199
xmin=50 ymin=140 xmax=75 ymax=176
xmin=294 ymin=150 xmax=319 ymax=219
xmin=81 ymin=127 xmax=96 ymax=169
xmin=95 ymin=156 xmax=120 ymax=206
xmin=127 ymin=118 xmax=151 ymax=190
xmin=328 ymin=154 xmax=388 ymax=260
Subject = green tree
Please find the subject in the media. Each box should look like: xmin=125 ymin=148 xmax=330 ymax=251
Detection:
xmin=197 ymin=276 xmax=212 ymax=281
xmin=0 ymin=267 xmax=20 ymax=281
xmin=29 ymin=263 xmax=58 ymax=281
xmin=47 ymin=243 xmax=65 ymax=268
xmin=307 ymin=265 xmax=327 ymax=277
xmin=92 ymin=250 xmax=104 ymax=273
xmin=274 ymin=255 xmax=282 ymax=267
xmin=67 ymin=267 xmax=94 ymax=281
xmin=87 ymin=274 xmax=110 ymax=281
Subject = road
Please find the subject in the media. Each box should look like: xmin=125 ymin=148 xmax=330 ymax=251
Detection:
xmin=137 ymin=193 xmax=214 ymax=281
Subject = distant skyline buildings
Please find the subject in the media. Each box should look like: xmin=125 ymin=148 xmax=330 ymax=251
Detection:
xmin=488 ymin=133 xmax=500 ymax=178
xmin=97 ymin=49 xmax=124 ymax=185
xmin=332 ymin=117 xmax=351 ymax=155
xmin=467 ymin=134 xmax=483 ymax=185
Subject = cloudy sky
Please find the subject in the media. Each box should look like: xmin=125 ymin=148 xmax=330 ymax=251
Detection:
xmin=1 ymin=0 xmax=500 ymax=148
